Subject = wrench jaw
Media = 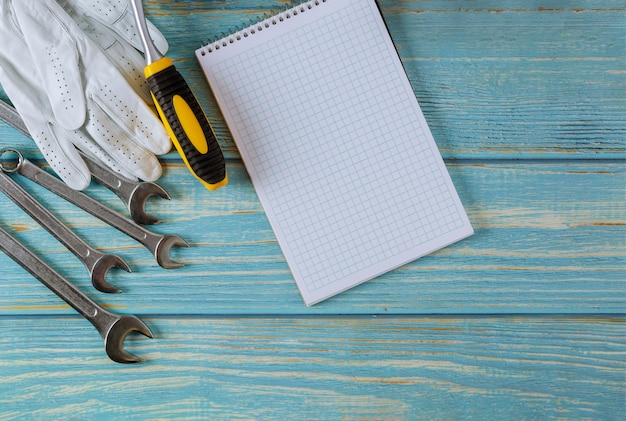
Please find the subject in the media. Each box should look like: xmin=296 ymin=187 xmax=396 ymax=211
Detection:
xmin=129 ymin=183 xmax=171 ymax=225
xmin=104 ymin=316 xmax=154 ymax=364
xmin=155 ymin=235 xmax=189 ymax=269
xmin=90 ymin=254 xmax=132 ymax=294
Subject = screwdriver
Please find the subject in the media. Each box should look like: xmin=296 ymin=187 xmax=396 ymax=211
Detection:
xmin=130 ymin=0 xmax=227 ymax=191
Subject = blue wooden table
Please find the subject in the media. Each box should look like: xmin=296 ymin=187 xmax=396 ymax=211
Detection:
xmin=1 ymin=1 xmax=624 ymax=419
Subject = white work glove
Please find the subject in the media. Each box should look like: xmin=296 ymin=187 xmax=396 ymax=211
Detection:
xmin=60 ymin=0 xmax=169 ymax=55
xmin=59 ymin=0 xmax=169 ymax=105
xmin=0 ymin=0 xmax=171 ymax=190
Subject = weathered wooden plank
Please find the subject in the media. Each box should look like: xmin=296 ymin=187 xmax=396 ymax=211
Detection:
xmin=0 ymin=2 xmax=622 ymax=419
xmin=0 ymin=316 xmax=624 ymax=420
xmin=151 ymin=0 xmax=625 ymax=159
xmin=1 ymin=1 xmax=623 ymax=159
xmin=147 ymin=0 xmax=626 ymax=15
xmin=0 ymin=161 xmax=623 ymax=315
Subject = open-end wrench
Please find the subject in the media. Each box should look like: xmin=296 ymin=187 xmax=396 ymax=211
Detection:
xmin=0 ymin=149 xmax=188 ymax=268
xmin=0 ymin=225 xmax=152 ymax=363
xmin=0 ymin=100 xmax=170 ymax=225
xmin=0 ymin=166 xmax=129 ymax=293
xmin=81 ymin=153 xmax=170 ymax=225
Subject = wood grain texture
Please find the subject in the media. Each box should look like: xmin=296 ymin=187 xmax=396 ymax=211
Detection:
xmin=0 ymin=316 xmax=624 ymax=420
xmin=0 ymin=162 xmax=623 ymax=315
xmin=1 ymin=1 xmax=624 ymax=159
xmin=0 ymin=0 xmax=624 ymax=419
xmin=146 ymin=0 xmax=626 ymax=159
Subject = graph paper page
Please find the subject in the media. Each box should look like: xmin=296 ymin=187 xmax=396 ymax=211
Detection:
xmin=196 ymin=0 xmax=473 ymax=305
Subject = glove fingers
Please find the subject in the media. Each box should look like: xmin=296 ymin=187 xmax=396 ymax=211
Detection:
xmin=61 ymin=129 xmax=141 ymax=182
xmin=0 ymin=55 xmax=89 ymax=190
xmin=144 ymin=19 xmax=169 ymax=56
xmin=62 ymin=0 xmax=169 ymax=55
xmin=77 ymin=146 xmax=139 ymax=182
xmin=110 ymin=6 xmax=169 ymax=55
xmin=31 ymin=121 xmax=92 ymax=190
xmin=65 ymin=8 xmax=153 ymax=103
xmin=89 ymin=79 xmax=171 ymax=156
xmin=83 ymin=103 xmax=164 ymax=181
xmin=97 ymin=38 xmax=154 ymax=104
xmin=11 ymin=0 xmax=86 ymax=130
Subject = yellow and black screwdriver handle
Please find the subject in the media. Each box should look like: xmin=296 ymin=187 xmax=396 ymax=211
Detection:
xmin=131 ymin=0 xmax=226 ymax=191
xmin=145 ymin=57 xmax=227 ymax=191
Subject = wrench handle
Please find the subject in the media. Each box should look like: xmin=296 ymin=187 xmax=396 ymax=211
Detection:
xmin=15 ymin=160 xmax=162 ymax=253
xmin=78 ymin=151 xmax=140 ymax=203
xmin=0 ymin=226 xmax=110 ymax=324
xmin=0 ymin=100 xmax=159 ymax=223
xmin=0 ymin=100 xmax=131 ymax=194
xmin=0 ymin=170 xmax=102 ymax=266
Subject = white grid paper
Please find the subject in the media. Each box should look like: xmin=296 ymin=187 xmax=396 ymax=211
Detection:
xmin=197 ymin=0 xmax=473 ymax=305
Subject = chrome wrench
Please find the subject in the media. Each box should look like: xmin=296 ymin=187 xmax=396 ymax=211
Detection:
xmin=0 ymin=225 xmax=152 ymax=363
xmin=82 ymin=155 xmax=170 ymax=225
xmin=0 ymin=100 xmax=170 ymax=225
xmin=0 ymin=164 xmax=129 ymax=293
xmin=0 ymin=149 xmax=188 ymax=268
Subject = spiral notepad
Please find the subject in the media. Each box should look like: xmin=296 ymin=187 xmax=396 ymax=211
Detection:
xmin=196 ymin=0 xmax=473 ymax=305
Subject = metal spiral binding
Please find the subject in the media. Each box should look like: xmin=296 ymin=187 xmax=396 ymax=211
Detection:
xmin=198 ymin=0 xmax=326 ymax=56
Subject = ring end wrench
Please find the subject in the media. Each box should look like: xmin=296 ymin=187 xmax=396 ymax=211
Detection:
xmin=1 ymin=149 xmax=188 ymax=269
xmin=0 ymin=149 xmax=129 ymax=294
